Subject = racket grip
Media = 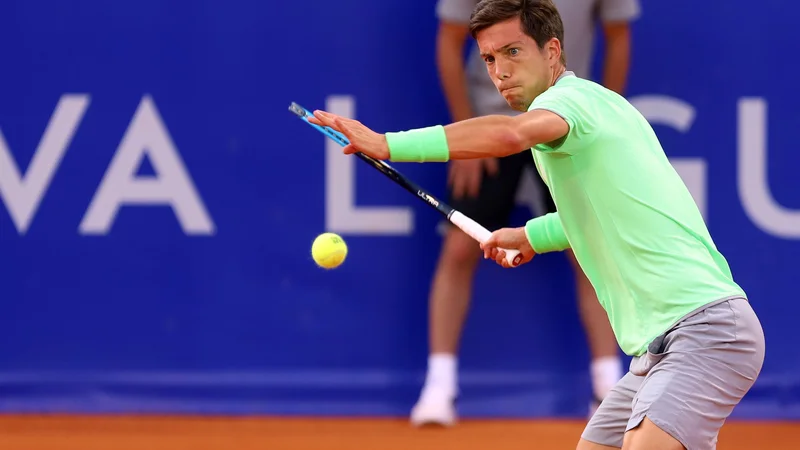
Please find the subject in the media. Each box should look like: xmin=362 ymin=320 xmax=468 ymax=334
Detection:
xmin=449 ymin=211 xmax=523 ymax=267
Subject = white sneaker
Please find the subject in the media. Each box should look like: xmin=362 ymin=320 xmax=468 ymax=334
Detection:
xmin=410 ymin=386 xmax=457 ymax=427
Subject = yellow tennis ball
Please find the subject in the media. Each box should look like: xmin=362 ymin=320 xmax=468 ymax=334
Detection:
xmin=311 ymin=232 xmax=348 ymax=269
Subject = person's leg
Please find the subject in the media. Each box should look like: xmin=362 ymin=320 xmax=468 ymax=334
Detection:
xmin=410 ymin=225 xmax=482 ymax=426
xmin=577 ymin=443 xmax=621 ymax=450
xmin=534 ymin=173 xmax=622 ymax=414
xmin=428 ymin=228 xmax=480 ymax=360
xmin=577 ymin=371 xmax=643 ymax=450
xmin=622 ymin=418 xmax=685 ymax=450
xmin=622 ymin=297 xmax=765 ymax=449
xmin=411 ymin=152 xmax=529 ymax=427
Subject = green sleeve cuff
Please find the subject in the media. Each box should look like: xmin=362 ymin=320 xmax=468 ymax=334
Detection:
xmin=385 ymin=125 xmax=450 ymax=162
xmin=525 ymin=212 xmax=570 ymax=253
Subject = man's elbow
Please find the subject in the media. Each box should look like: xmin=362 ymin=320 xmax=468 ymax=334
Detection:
xmin=496 ymin=126 xmax=527 ymax=156
xmin=506 ymin=111 xmax=569 ymax=152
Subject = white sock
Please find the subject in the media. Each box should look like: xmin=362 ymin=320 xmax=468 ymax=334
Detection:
xmin=423 ymin=353 xmax=457 ymax=397
xmin=590 ymin=356 xmax=622 ymax=400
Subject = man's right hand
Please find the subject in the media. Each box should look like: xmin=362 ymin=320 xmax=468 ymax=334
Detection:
xmin=447 ymin=158 xmax=499 ymax=199
xmin=480 ymin=226 xmax=536 ymax=268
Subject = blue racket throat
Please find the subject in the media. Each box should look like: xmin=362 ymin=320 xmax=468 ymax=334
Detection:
xmin=289 ymin=103 xmax=350 ymax=147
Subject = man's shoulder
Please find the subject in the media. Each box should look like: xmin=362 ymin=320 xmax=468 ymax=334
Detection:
xmin=527 ymin=73 xmax=644 ymax=153
xmin=549 ymin=75 xmax=607 ymax=95
xmin=529 ymin=75 xmax=599 ymax=109
xmin=536 ymin=74 xmax=635 ymax=113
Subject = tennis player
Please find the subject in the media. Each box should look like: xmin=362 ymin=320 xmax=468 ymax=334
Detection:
xmin=309 ymin=0 xmax=765 ymax=448
xmin=413 ymin=0 xmax=639 ymax=427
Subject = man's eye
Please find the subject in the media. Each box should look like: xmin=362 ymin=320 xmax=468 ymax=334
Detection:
xmin=485 ymin=56 xmax=495 ymax=64
xmin=509 ymin=48 xmax=519 ymax=56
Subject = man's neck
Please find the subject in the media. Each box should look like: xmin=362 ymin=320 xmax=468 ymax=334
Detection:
xmin=550 ymin=65 xmax=567 ymax=87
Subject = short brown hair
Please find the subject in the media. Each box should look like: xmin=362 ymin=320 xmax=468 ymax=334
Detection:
xmin=469 ymin=0 xmax=566 ymax=65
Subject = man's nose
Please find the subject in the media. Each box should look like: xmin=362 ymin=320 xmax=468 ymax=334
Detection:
xmin=494 ymin=60 xmax=511 ymax=80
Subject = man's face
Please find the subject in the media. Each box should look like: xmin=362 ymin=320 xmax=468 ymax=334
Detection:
xmin=475 ymin=17 xmax=559 ymax=112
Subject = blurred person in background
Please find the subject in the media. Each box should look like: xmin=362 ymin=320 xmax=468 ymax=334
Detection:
xmin=411 ymin=0 xmax=641 ymax=427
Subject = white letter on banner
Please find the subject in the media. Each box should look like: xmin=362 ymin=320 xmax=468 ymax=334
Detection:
xmin=738 ymin=98 xmax=800 ymax=238
xmin=324 ymin=95 xmax=413 ymax=235
xmin=0 ymin=94 xmax=89 ymax=234
xmin=80 ymin=95 xmax=215 ymax=235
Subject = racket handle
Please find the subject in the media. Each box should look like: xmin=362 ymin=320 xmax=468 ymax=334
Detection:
xmin=449 ymin=211 xmax=523 ymax=267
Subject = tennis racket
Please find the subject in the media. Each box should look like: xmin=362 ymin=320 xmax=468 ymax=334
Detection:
xmin=289 ymin=102 xmax=523 ymax=268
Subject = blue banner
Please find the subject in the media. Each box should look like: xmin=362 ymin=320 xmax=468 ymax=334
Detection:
xmin=0 ymin=0 xmax=797 ymax=418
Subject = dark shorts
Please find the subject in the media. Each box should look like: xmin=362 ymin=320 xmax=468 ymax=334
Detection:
xmin=445 ymin=152 xmax=556 ymax=232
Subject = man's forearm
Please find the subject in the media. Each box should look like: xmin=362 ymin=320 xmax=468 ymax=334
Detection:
xmin=525 ymin=212 xmax=570 ymax=253
xmin=384 ymin=114 xmax=519 ymax=162
xmin=439 ymin=107 xmax=572 ymax=159
xmin=602 ymin=26 xmax=631 ymax=95
xmin=436 ymin=22 xmax=474 ymax=123
xmin=385 ymin=107 xmax=568 ymax=163
xmin=437 ymin=40 xmax=474 ymax=123
xmin=442 ymin=114 xmax=524 ymax=159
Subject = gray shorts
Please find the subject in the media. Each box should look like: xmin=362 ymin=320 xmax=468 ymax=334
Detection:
xmin=581 ymin=297 xmax=765 ymax=450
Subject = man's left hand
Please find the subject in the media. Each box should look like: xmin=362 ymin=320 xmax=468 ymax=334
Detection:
xmin=309 ymin=110 xmax=390 ymax=160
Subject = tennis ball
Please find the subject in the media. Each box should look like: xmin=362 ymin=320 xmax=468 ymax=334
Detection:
xmin=311 ymin=232 xmax=348 ymax=269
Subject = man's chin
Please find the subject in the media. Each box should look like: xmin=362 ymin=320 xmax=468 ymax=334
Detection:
xmin=503 ymin=95 xmax=528 ymax=112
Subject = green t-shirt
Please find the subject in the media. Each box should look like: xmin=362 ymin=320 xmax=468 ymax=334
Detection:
xmin=524 ymin=72 xmax=745 ymax=356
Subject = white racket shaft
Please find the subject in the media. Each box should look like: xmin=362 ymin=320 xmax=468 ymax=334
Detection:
xmin=449 ymin=211 xmax=522 ymax=267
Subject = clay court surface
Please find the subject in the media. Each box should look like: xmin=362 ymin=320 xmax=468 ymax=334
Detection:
xmin=0 ymin=415 xmax=796 ymax=449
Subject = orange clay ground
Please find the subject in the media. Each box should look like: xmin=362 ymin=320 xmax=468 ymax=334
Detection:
xmin=0 ymin=415 xmax=796 ymax=450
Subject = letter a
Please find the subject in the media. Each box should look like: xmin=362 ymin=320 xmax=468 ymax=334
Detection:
xmin=79 ymin=95 xmax=215 ymax=235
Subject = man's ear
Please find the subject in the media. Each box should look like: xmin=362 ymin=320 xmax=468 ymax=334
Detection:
xmin=546 ymin=37 xmax=562 ymax=64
